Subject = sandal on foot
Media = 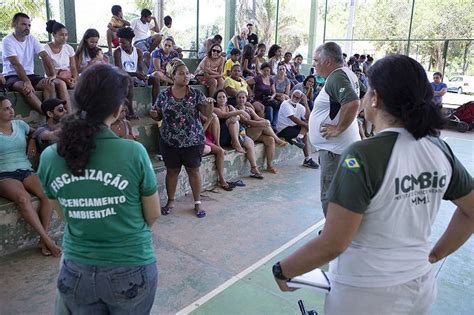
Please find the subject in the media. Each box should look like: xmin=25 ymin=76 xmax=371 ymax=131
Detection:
xmin=250 ymin=168 xmax=264 ymax=179
xmin=194 ymin=208 xmax=206 ymax=218
xmin=161 ymin=205 xmax=173 ymax=215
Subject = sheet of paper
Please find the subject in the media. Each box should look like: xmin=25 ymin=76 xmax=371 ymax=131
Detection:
xmin=287 ymin=268 xmax=330 ymax=293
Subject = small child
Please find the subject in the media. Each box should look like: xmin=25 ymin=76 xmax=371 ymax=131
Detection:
xmin=224 ymin=48 xmax=241 ymax=78
xmin=106 ymin=5 xmax=129 ymax=55
xmin=111 ymin=106 xmax=137 ymax=140
xmin=89 ymin=48 xmax=108 ymax=66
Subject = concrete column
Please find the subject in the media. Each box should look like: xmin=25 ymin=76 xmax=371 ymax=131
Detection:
xmin=307 ymin=0 xmax=318 ymax=62
xmin=60 ymin=0 xmax=77 ymax=45
xmin=224 ymin=0 xmax=236 ymax=46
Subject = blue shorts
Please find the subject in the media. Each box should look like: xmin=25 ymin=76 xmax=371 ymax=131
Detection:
xmin=0 ymin=169 xmax=34 ymax=182
xmin=133 ymin=37 xmax=155 ymax=52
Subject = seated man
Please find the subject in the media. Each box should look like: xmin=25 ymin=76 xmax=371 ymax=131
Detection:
xmin=224 ymin=64 xmax=264 ymax=117
xmin=106 ymin=5 xmax=130 ymax=56
xmin=114 ymin=27 xmax=160 ymax=117
xmin=276 ymin=90 xmax=318 ymax=169
xmin=130 ymin=9 xmax=161 ymax=65
xmin=33 ymin=98 xmax=67 ymax=151
xmin=223 ymin=48 xmax=241 ymax=78
xmin=2 ymin=12 xmax=69 ymax=114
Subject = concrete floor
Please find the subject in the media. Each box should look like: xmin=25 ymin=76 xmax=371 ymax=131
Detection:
xmin=0 ymin=129 xmax=472 ymax=315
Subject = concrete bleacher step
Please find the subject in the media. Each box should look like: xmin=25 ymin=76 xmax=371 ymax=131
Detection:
xmin=0 ymin=143 xmax=303 ymax=257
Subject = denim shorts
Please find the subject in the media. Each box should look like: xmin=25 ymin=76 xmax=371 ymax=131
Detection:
xmin=57 ymin=259 xmax=158 ymax=314
xmin=0 ymin=169 xmax=34 ymax=182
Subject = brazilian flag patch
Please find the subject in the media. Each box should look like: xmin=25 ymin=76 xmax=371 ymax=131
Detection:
xmin=342 ymin=155 xmax=361 ymax=171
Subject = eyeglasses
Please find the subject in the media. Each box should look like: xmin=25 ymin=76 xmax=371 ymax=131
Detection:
xmin=291 ymin=95 xmax=301 ymax=100
xmin=212 ymin=49 xmax=222 ymax=53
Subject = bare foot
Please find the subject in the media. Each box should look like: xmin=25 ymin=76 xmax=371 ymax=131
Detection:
xmin=38 ymin=240 xmax=51 ymax=256
xmin=44 ymin=238 xmax=62 ymax=257
xmin=232 ymin=142 xmax=246 ymax=153
xmin=276 ymin=139 xmax=288 ymax=147
xmin=266 ymin=166 xmax=278 ymax=174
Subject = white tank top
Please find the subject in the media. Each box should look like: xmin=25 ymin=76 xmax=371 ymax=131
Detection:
xmin=120 ymin=47 xmax=138 ymax=73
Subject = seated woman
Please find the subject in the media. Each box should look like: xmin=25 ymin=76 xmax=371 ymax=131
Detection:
xmin=273 ymin=62 xmax=291 ymax=104
xmin=198 ymin=34 xmax=222 ymax=60
xmin=267 ymin=44 xmax=282 ymax=75
xmin=111 ymin=106 xmax=137 ymax=140
xmin=224 ymin=64 xmax=264 ymax=117
xmin=195 ymin=43 xmax=225 ymax=99
xmin=75 ymin=28 xmax=108 ymax=74
xmin=241 ymin=44 xmax=256 ymax=78
xmin=225 ymin=27 xmax=248 ymax=58
xmin=255 ymin=43 xmax=267 ymax=76
xmin=282 ymin=52 xmax=298 ymax=85
xmin=0 ymin=96 xmax=61 ymax=257
xmin=248 ymin=62 xmax=279 ymax=129
xmin=150 ymin=59 xmax=214 ymax=218
xmin=234 ymin=91 xmax=288 ymax=174
xmin=148 ymin=37 xmax=179 ymax=85
xmin=213 ymin=90 xmax=263 ymax=178
xmin=292 ymin=53 xmax=305 ymax=83
xmin=44 ymin=20 xmax=78 ymax=92
xmin=201 ymin=112 xmax=233 ymax=191
xmin=291 ymin=75 xmax=315 ymax=110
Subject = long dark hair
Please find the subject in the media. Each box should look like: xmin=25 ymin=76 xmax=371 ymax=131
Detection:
xmin=367 ymin=55 xmax=445 ymax=139
xmin=57 ymin=64 xmax=130 ymax=176
xmin=75 ymin=28 xmax=100 ymax=60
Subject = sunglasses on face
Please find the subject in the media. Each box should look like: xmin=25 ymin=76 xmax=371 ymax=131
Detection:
xmin=212 ymin=49 xmax=221 ymax=53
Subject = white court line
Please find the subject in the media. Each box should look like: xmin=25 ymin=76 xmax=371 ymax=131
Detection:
xmin=176 ymin=218 xmax=326 ymax=315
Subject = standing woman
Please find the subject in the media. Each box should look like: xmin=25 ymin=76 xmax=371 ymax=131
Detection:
xmin=44 ymin=20 xmax=78 ymax=91
xmin=150 ymin=59 xmax=214 ymax=218
xmin=74 ymin=29 xmax=107 ymax=74
xmin=38 ymin=64 xmax=161 ymax=313
xmin=0 ymin=96 xmax=61 ymax=257
xmin=274 ymin=55 xmax=474 ymax=314
xmin=195 ymin=43 xmax=225 ymax=99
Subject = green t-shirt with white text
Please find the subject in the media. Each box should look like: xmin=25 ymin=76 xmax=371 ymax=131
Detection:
xmin=38 ymin=128 xmax=157 ymax=266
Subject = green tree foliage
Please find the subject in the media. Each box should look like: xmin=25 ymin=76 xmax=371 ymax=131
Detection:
xmin=0 ymin=0 xmax=44 ymax=38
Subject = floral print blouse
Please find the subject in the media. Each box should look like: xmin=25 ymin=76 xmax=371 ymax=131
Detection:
xmin=156 ymin=87 xmax=206 ymax=148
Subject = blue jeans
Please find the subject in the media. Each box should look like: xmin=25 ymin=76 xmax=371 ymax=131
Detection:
xmin=57 ymin=259 xmax=158 ymax=315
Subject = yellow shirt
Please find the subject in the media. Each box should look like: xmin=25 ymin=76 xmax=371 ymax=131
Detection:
xmin=110 ymin=16 xmax=125 ymax=28
xmin=223 ymin=59 xmax=240 ymax=79
xmin=224 ymin=76 xmax=248 ymax=94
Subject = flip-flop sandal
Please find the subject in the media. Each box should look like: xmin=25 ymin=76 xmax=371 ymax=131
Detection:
xmin=161 ymin=205 xmax=173 ymax=215
xmin=230 ymin=180 xmax=246 ymax=187
xmin=266 ymin=167 xmax=278 ymax=174
xmin=194 ymin=208 xmax=206 ymax=218
xmin=250 ymin=172 xmax=264 ymax=179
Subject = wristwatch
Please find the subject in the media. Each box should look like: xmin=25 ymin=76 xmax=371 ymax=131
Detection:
xmin=272 ymin=261 xmax=289 ymax=281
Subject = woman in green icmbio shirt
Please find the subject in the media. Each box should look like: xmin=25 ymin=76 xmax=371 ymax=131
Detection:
xmin=38 ymin=64 xmax=161 ymax=314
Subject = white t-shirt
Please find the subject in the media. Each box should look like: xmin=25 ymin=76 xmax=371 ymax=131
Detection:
xmin=1 ymin=33 xmax=44 ymax=76
xmin=276 ymin=100 xmax=306 ymax=133
xmin=43 ymin=43 xmax=75 ymax=71
xmin=308 ymin=67 xmax=361 ymax=154
xmin=130 ymin=18 xmax=155 ymax=42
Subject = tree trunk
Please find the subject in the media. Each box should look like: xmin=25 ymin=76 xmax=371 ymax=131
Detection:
xmin=462 ymin=41 xmax=472 ymax=75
